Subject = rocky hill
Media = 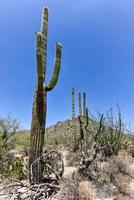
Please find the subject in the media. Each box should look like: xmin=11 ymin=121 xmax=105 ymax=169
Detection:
xmin=45 ymin=118 xmax=80 ymax=137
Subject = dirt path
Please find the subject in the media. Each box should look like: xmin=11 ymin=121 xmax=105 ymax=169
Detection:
xmin=61 ymin=149 xmax=77 ymax=179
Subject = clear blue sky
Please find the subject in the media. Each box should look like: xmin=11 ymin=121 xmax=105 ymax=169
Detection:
xmin=0 ymin=0 xmax=134 ymax=130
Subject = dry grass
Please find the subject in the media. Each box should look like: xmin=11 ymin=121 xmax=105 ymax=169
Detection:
xmin=104 ymin=151 xmax=133 ymax=183
xmin=66 ymin=150 xmax=81 ymax=167
xmin=98 ymin=151 xmax=134 ymax=197
xmin=54 ymin=182 xmax=79 ymax=200
xmin=78 ymin=181 xmax=93 ymax=200
xmin=113 ymin=193 xmax=129 ymax=200
xmin=53 ymin=179 xmax=93 ymax=200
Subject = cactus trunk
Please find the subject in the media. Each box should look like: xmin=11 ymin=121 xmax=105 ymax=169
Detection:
xmin=83 ymin=92 xmax=86 ymax=117
xmin=72 ymin=87 xmax=78 ymax=150
xmin=78 ymin=92 xmax=82 ymax=116
xmin=29 ymin=7 xmax=62 ymax=183
xmin=29 ymin=85 xmax=46 ymax=183
xmin=72 ymin=87 xmax=75 ymax=119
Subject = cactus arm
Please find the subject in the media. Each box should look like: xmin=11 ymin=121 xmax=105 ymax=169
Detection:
xmin=41 ymin=7 xmax=48 ymax=77
xmin=36 ymin=32 xmax=44 ymax=85
xmin=46 ymin=43 xmax=62 ymax=91
xmin=41 ymin=7 xmax=48 ymax=35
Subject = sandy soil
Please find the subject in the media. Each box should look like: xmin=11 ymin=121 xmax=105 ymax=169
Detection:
xmin=60 ymin=149 xmax=134 ymax=200
xmin=61 ymin=149 xmax=77 ymax=178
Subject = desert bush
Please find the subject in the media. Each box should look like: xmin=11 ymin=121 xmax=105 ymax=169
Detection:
xmin=77 ymin=148 xmax=105 ymax=184
xmin=78 ymin=180 xmax=93 ymax=200
xmin=4 ymin=157 xmax=24 ymax=180
xmin=128 ymin=146 xmax=134 ymax=158
xmin=91 ymin=107 xmax=129 ymax=157
xmin=0 ymin=115 xmax=20 ymax=159
xmin=66 ymin=150 xmax=81 ymax=167
xmin=104 ymin=152 xmax=133 ymax=180
xmin=77 ymin=106 xmax=129 ymax=158
xmin=54 ymin=182 xmax=79 ymax=200
xmin=99 ymin=152 xmax=133 ymax=196
xmin=13 ymin=132 xmax=29 ymax=156
xmin=54 ymin=179 xmax=93 ymax=200
xmin=78 ymin=150 xmax=133 ymax=197
xmin=0 ymin=153 xmax=25 ymax=180
xmin=114 ymin=193 xmax=128 ymax=200
xmin=97 ymin=129 xmax=128 ymax=158
xmin=127 ymin=134 xmax=134 ymax=157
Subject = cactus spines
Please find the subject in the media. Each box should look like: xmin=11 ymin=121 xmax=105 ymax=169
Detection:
xmin=29 ymin=7 xmax=62 ymax=183
xmin=78 ymin=92 xmax=82 ymax=116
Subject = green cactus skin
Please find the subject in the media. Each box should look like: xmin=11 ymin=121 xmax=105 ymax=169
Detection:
xmin=72 ymin=87 xmax=78 ymax=150
xmin=78 ymin=107 xmax=89 ymax=149
xmin=72 ymin=87 xmax=75 ymax=119
xmin=29 ymin=7 xmax=62 ymax=183
xmin=83 ymin=92 xmax=86 ymax=117
xmin=78 ymin=92 xmax=82 ymax=116
xmin=85 ymin=107 xmax=89 ymax=146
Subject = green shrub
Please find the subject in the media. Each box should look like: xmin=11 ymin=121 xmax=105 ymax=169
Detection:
xmin=0 ymin=152 xmax=25 ymax=180
xmin=3 ymin=156 xmax=25 ymax=180
xmin=13 ymin=132 xmax=29 ymax=155
xmin=0 ymin=115 xmax=20 ymax=159
xmin=127 ymin=134 xmax=134 ymax=156
xmin=97 ymin=130 xmax=128 ymax=157
xmin=94 ymin=107 xmax=129 ymax=157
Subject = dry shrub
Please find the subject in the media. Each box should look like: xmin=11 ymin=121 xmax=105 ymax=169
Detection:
xmin=100 ymin=151 xmax=133 ymax=197
xmin=54 ymin=179 xmax=93 ymax=200
xmin=105 ymin=151 xmax=133 ymax=180
xmin=54 ymin=182 xmax=79 ymax=200
xmin=128 ymin=147 xmax=134 ymax=158
xmin=115 ymin=174 xmax=130 ymax=195
xmin=66 ymin=150 xmax=81 ymax=167
xmin=77 ymin=151 xmax=133 ymax=198
xmin=78 ymin=181 xmax=93 ymax=200
xmin=127 ymin=134 xmax=134 ymax=158
xmin=113 ymin=193 xmax=129 ymax=200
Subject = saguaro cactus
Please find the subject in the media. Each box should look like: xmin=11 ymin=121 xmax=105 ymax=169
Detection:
xmin=29 ymin=7 xmax=62 ymax=183
xmin=83 ymin=92 xmax=86 ymax=117
xmin=71 ymin=87 xmax=78 ymax=150
xmin=78 ymin=92 xmax=82 ymax=116
xmin=72 ymin=87 xmax=75 ymax=119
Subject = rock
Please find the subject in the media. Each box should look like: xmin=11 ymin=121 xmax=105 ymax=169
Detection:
xmin=17 ymin=187 xmax=28 ymax=193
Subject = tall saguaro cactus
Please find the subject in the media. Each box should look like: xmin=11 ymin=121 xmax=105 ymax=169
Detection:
xmin=78 ymin=92 xmax=82 ymax=116
xmin=83 ymin=92 xmax=86 ymax=117
xmin=29 ymin=7 xmax=62 ymax=183
xmin=71 ymin=87 xmax=78 ymax=150
xmin=72 ymin=87 xmax=75 ymax=119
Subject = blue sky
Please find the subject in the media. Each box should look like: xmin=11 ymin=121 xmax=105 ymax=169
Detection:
xmin=0 ymin=0 xmax=134 ymax=130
